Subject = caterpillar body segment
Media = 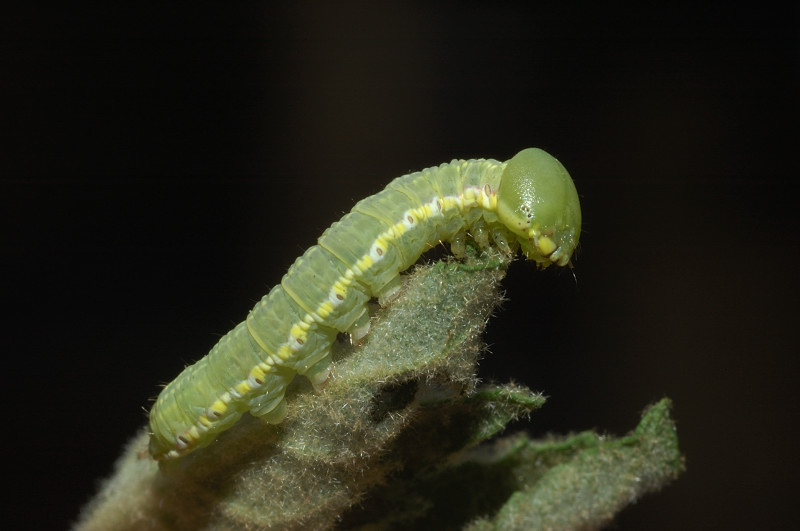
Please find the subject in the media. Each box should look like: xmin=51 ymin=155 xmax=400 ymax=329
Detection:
xmin=148 ymin=148 xmax=581 ymax=460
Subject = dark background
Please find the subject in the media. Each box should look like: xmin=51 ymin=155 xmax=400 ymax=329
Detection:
xmin=3 ymin=4 xmax=797 ymax=529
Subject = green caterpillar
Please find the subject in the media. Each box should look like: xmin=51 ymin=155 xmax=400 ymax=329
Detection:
xmin=148 ymin=148 xmax=582 ymax=460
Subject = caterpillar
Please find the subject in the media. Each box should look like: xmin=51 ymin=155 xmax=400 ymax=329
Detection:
xmin=148 ymin=147 xmax=582 ymax=460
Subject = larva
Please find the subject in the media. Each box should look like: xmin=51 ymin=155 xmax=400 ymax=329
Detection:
xmin=148 ymin=148 xmax=581 ymax=460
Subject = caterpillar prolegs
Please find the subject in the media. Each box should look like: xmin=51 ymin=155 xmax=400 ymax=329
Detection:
xmin=148 ymin=148 xmax=582 ymax=460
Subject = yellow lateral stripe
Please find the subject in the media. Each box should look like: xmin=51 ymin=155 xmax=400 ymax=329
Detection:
xmin=188 ymin=182 xmax=502 ymax=445
xmin=289 ymin=324 xmax=308 ymax=342
xmin=235 ymin=381 xmax=252 ymax=395
xmin=250 ymin=365 xmax=266 ymax=382
xmin=210 ymin=399 xmax=227 ymax=414
xmin=319 ymin=301 xmax=336 ymax=319
xmin=391 ymin=221 xmax=407 ymax=238
xmin=332 ymin=280 xmax=348 ymax=297
xmin=356 ymin=255 xmax=374 ymax=271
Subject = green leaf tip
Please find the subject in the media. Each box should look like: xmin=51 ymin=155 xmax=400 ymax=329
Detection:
xmin=465 ymin=398 xmax=684 ymax=531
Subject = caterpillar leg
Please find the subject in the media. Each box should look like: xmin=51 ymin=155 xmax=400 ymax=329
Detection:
xmin=247 ymin=366 xmax=294 ymax=421
xmin=450 ymin=229 xmax=467 ymax=258
xmin=347 ymin=307 xmax=372 ymax=344
xmin=470 ymin=219 xmax=491 ymax=249
xmin=251 ymin=396 xmax=288 ymax=423
xmin=548 ymin=242 xmax=572 ymax=267
xmin=305 ymin=352 xmax=333 ymax=391
xmin=490 ymin=226 xmax=518 ymax=255
xmin=454 ymin=220 xmax=494 ymax=258
xmin=377 ymin=274 xmax=403 ymax=307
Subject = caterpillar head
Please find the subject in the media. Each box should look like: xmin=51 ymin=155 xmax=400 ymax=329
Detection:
xmin=497 ymin=148 xmax=581 ymax=267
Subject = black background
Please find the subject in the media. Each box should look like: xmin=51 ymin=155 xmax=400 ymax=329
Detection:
xmin=3 ymin=4 xmax=797 ymax=529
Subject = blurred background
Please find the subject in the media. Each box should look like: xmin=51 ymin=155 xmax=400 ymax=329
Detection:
xmin=3 ymin=3 xmax=797 ymax=529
